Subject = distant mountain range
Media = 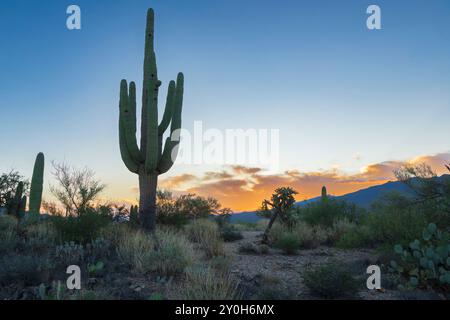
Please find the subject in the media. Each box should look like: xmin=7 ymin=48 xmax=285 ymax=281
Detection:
xmin=229 ymin=175 xmax=449 ymax=223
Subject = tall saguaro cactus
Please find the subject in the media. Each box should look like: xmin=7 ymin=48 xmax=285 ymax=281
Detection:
xmin=29 ymin=152 xmax=44 ymax=215
xmin=119 ymin=9 xmax=184 ymax=232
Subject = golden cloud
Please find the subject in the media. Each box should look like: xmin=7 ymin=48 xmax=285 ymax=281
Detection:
xmin=157 ymin=152 xmax=450 ymax=212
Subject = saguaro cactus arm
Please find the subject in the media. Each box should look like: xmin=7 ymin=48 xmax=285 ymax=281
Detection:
xmin=122 ymin=82 xmax=144 ymax=163
xmin=158 ymin=80 xmax=176 ymax=136
xmin=119 ymin=80 xmax=139 ymax=173
xmin=158 ymin=73 xmax=184 ymax=174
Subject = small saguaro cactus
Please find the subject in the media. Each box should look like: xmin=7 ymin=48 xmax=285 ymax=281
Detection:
xmin=29 ymin=152 xmax=44 ymax=216
xmin=321 ymin=186 xmax=328 ymax=204
xmin=118 ymin=9 xmax=184 ymax=232
xmin=6 ymin=181 xmax=26 ymax=219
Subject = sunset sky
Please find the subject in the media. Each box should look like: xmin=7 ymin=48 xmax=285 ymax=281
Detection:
xmin=1 ymin=0 xmax=450 ymax=211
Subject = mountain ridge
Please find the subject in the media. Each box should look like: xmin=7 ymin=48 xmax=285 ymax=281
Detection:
xmin=229 ymin=175 xmax=450 ymax=223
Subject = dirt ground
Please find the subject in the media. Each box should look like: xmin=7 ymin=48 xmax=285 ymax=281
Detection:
xmin=223 ymin=231 xmax=414 ymax=300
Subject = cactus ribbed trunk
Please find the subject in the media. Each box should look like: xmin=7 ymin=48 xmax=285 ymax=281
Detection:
xmin=138 ymin=170 xmax=157 ymax=231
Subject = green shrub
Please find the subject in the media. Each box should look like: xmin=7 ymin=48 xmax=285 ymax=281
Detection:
xmin=116 ymin=228 xmax=194 ymax=275
xmin=233 ymin=220 xmax=268 ymax=231
xmin=0 ymin=214 xmax=18 ymax=231
xmin=275 ymin=233 xmax=300 ymax=254
xmin=329 ymin=218 xmax=357 ymax=243
xmin=365 ymin=194 xmax=428 ymax=247
xmin=151 ymin=229 xmax=195 ymax=275
xmin=389 ymin=223 xmax=450 ymax=291
xmin=51 ymin=209 xmax=111 ymax=244
xmin=100 ymin=223 xmax=131 ymax=248
xmin=238 ymin=242 xmax=260 ymax=254
xmin=208 ymin=255 xmax=232 ymax=274
xmin=0 ymin=216 xmax=19 ymax=255
xmin=335 ymin=225 xmax=374 ymax=249
xmin=302 ymin=261 xmax=360 ymax=299
xmin=293 ymin=222 xmax=329 ymax=249
xmin=220 ymin=224 xmax=243 ymax=242
xmin=156 ymin=191 xmax=222 ymax=226
xmin=116 ymin=231 xmax=154 ymax=274
xmin=0 ymin=254 xmax=52 ymax=286
xmin=269 ymin=222 xmax=329 ymax=250
xmin=259 ymin=244 xmax=270 ymax=254
xmin=177 ymin=267 xmax=242 ymax=300
xmin=25 ymin=222 xmax=57 ymax=252
xmin=299 ymin=199 xmax=358 ymax=228
xmin=185 ymin=219 xmax=224 ymax=257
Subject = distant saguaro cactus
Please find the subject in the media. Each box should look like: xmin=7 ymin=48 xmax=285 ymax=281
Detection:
xmin=321 ymin=186 xmax=328 ymax=204
xmin=118 ymin=9 xmax=184 ymax=232
xmin=29 ymin=152 xmax=44 ymax=215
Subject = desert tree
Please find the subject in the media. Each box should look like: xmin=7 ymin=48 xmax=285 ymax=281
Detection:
xmin=394 ymin=163 xmax=450 ymax=227
xmin=260 ymin=187 xmax=298 ymax=243
xmin=50 ymin=161 xmax=105 ymax=216
xmin=0 ymin=170 xmax=29 ymax=207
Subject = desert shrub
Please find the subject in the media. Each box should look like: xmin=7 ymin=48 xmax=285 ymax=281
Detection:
xmin=116 ymin=228 xmax=194 ymax=275
xmin=254 ymin=275 xmax=296 ymax=300
xmin=151 ymin=229 xmax=195 ymax=275
xmin=329 ymin=218 xmax=357 ymax=243
xmin=256 ymin=219 xmax=269 ymax=230
xmin=220 ymin=224 xmax=243 ymax=242
xmin=293 ymin=222 xmax=329 ymax=249
xmin=302 ymin=261 xmax=360 ymax=299
xmin=233 ymin=222 xmax=256 ymax=231
xmin=156 ymin=191 xmax=224 ymax=227
xmin=298 ymin=199 xmax=359 ymax=228
xmin=238 ymin=242 xmax=260 ymax=254
xmin=364 ymin=197 xmax=427 ymax=247
xmin=394 ymin=164 xmax=450 ymax=229
xmin=275 ymin=233 xmax=300 ymax=254
xmin=208 ymin=255 xmax=232 ymax=274
xmin=0 ymin=215 xmax=19 ymax=254
xmin=100 ymin=222 xmax=131 ymax=248
xmin=116 ymin=231 xmax=154 ymax=274
xmin=0 ymin=214 xmax=18 ymax=231
xmin=269 ymin=222 xmax=329 ymax=250
xmin=177 ymin=267 xmax=242 ymax=300
xmin=389 ymin=223 xmax=450 ymax=291
xmin=0 ymin=228 xmax=19 ymax=255
xmin=50 ymin=208 xmax=111 ymax=244
xmin=0 ymin=254 xmax=52 ymax=286
xmin=54 ymin=242 xmax=85 ymax=267
xmin=259 ymin=244 xmax=270 ymax=254
xmin=25 ymin=222 xmax=57 ymax=252
xmin=185 ymin=219 xmax=224 ymax=257
xmin=85 ymin=237 xmax=111 ymax=264
xmin=335 ymin=225 xmax=374 ymax=249
xmin=185 ymin=219 xmax=217 ymax=242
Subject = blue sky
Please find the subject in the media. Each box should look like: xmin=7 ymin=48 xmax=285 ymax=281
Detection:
xmin=1 ymin=0 xmax=450 ymax=207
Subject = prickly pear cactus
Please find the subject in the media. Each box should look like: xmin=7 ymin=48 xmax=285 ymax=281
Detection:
xmin=389 ymin=223 xmax=450 ymax=290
